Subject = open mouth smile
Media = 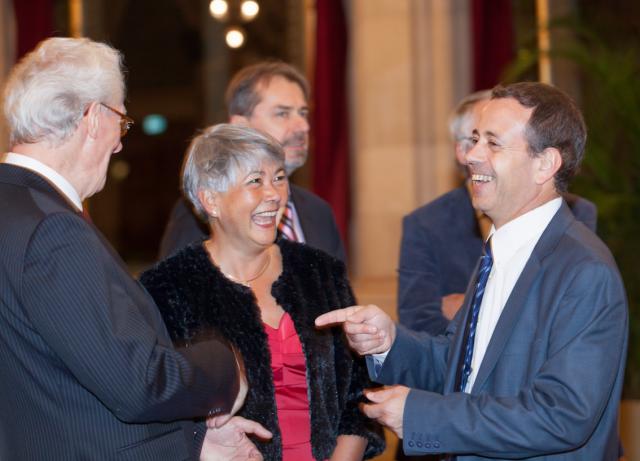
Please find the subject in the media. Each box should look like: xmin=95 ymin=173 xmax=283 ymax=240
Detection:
xmin=471 ymin=174 xmax=494 ymax=183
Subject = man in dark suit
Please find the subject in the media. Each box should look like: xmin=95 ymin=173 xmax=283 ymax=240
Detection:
xmin=0 ymin=37 xmax=268 ymax=460
xmin=317 ymin=82 xmax=627 ymax=460
xmin=398 ymin=91 xmax=598 ymax=336
xmin=158 ymin=62 xmax=346 ymax=262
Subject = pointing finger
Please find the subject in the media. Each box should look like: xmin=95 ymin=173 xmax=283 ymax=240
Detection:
xmin=315 ymin=306 xmax=361 ymax=327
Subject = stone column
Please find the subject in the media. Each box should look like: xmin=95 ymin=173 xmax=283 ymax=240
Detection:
xmin=350 ymin=0 xmax=471 ymax=292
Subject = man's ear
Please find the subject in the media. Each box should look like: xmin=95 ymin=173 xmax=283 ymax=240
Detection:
xmin=535 ymin=147 xmax=562 ymax=185
xmin=197 ymin=189 xmax=219 ymax=218
xmin=230 ymin=114 xmax=250 ymax=126
xmin=84 ymin=102 xmax=101 ymax=139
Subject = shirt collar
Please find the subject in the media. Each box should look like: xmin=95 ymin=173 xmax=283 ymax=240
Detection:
xmin=488 ymin=197 xmax=562 ymax=266
xmin=2 ymin=152 xmax=83 ymax=211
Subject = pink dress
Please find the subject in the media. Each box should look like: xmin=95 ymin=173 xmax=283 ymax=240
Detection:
xmin=264 ymin=312 xmax=317 ymax=461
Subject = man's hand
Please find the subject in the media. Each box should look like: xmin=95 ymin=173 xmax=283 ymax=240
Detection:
xmin=315 ymin=305 xmax=396 ymax=355
xmin=360 ymin=385 xmax=410 ymax=439
xmin=441 ymin=293 xmax=465 ymax=320
xmin=200 ymin=416 xmax=272 ymax=461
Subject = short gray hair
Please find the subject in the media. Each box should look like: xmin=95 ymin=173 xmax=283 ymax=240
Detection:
xmin=3 ymin=37 xmax=125 ymax=146
xmin=182 ymin=124 xmax=285 ymax=219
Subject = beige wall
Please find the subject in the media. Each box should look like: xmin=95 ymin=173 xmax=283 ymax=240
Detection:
xmin=349 ymin=0 xmax=472 ymax=285
xmin=0 ymin=0 xmax=16 ymax=151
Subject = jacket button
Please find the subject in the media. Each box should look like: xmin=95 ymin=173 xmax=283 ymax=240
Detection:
xmin=416 ymin=441 xmax=423 ymax=448
xmin=408 ymin=441 xmax=415 ymax=447
xmin=434 ymin=442 xmax=440 ymax=448
xmin=425 ymin=442 xmax=431 ymax=448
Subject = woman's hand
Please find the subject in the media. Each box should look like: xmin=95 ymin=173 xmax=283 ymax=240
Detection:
xmin=201 ymin=416 xmax=272 ymax=461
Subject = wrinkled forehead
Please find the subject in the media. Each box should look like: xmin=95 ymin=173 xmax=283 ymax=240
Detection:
xmin=459 ymin=99 xmax=491 ymax=137
xmin=254 ymin=76 xmax=307 ymax=108
xmin=475 ymin=97 xmax=533 ymax=138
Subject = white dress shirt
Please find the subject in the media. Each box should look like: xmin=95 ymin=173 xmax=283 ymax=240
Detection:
xmin=1 ymin=152 xmax=83 ymax=211
xmin=464 ymin=197 xmax=562 ymax=392
xmin=372 ymin=197 xmax=562 ymax=381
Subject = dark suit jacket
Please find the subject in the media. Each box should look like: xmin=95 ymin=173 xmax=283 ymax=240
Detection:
xmin=376 ymin=202 xmax=627 ymax=459
xmin=0 ymin=164 xmax=239 ymax=460
xmin=398 ymin=186 xmax=598 ymax=335
xmin=157 ymin=184 xmax=346 ymax=262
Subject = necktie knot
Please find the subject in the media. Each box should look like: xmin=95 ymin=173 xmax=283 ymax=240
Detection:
xmin=478 ymin=236 xmax=493 ymax=273
xmin=482 ymin=235 xmax=493 ymax=259
xmin=278 ymin=201 xmax=299 ymax=242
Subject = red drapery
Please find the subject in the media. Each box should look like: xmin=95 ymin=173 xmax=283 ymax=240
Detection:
xmin=472 ymin=0 xmax=515 ymax=90
xmin=13 ymin=0 xmax=54 ymax=60
xmin=312 ymin=0 xmax=350 ymax=250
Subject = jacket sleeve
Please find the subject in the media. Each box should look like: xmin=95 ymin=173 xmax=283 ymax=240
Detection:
xmin=23 ymin=213 xmax=239 ymax=423
xmin=397 ymin=213 xmax=450 ymax=335
xmin=401 ymin=261 xmax=627 ymax=458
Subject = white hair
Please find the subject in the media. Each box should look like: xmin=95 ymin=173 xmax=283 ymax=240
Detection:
xmin=182 ymin=124 xmax=285 ymax=219
xmin=448 ymin=89 xmax=492 ymax=141
xmin=2 ymin=37 xmax=125 ymax=146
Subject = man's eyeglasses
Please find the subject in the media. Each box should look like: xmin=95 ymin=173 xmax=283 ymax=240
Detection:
xmin=100 ymin=103 xmax=134 ymax=138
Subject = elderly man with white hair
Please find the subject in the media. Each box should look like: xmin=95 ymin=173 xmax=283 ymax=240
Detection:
xmin=0 ymin=37 xmax=269 ymax=460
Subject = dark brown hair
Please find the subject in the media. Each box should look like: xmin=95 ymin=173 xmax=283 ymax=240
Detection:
xmin=492 ymin=82 xmax=587 ymax=192
xmin=225 ymin=61 xmax=309 ymax=117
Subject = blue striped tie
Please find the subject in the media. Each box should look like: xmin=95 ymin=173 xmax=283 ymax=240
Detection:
xmin=458 ymin=237 xmax=493 ymax=392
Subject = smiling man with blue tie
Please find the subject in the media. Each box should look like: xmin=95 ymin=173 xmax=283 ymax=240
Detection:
xmin=316 ymin=82 xmax=628 ymax=460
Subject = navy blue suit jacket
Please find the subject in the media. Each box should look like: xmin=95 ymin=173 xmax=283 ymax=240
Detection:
xmin=376 ymin=202 xmax=627 ymax=459
xmin=0 ymin=164 xmax=239 ymax=460
xmin=398 ymin=187 xmax=598 ymax=335
xmin=158 ymin=184 xmax=346 ymax=262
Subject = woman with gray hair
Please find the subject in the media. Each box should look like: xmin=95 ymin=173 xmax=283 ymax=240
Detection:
xmin=140 ymin=124 xmax=384 ymax=461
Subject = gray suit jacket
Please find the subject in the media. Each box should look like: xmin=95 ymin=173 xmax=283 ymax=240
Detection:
xmin=0 ymin=164 xmax=239 ymax=460
xmin=398 ymin=187 xmax=598 ymax=336
xmin=157 ymin=184 xmax=346 ymax=263
xmin=375 ymin=202 xmax=627 ymax=460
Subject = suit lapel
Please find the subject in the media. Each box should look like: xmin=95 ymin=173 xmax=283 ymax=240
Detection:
xmin=469 ymin=202 xmax=575 ymax=393
xmin=470 ymin=254 xmax=541 ymax=392
xmin=289 ymin=184 xmax=316 ymax=245
xmin=443 ymin=257 xmax=481 ymax=392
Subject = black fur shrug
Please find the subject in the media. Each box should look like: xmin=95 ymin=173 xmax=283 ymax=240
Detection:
xmin=140 ymin=239 xmax=385 ymax=461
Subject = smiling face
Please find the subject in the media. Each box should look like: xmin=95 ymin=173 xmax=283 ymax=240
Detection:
xmin=211 ymin=160 xmax=289 ymax=250
xmin=236 ymin=76 xmax=310 ymax=176
xmin=465 ymin=97 xmax=559 ymax=228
